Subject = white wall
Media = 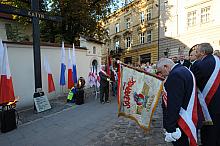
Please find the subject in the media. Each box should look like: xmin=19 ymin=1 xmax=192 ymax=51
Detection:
xmin=4 ymin=42 xmax=100 ymax=109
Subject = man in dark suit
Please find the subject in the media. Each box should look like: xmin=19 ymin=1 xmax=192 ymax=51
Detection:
xmin=157 ymin=58 xmax=198 ymax=146
xmin=99 ymin=65 xmax=110 ymax=104
xmin=191 ymin=43 xmax=220 ymax=146
xmin=177 ymin=54 xmax=191 ymax=68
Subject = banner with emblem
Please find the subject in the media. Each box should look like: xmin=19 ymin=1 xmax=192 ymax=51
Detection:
xmin=118 ymin=63 xmax=163 ymax=131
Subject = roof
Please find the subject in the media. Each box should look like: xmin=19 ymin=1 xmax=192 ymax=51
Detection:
xmin=2 ymin=40 xmax=87 ymax=50
xmin=80 ymin=35 xmax=104 ymax=44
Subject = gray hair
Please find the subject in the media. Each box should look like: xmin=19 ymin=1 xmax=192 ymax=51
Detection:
xmin=198 ymin=43 xmax=213 ymax=55
xmin=156 ymin=58 xmax=175 ymax=68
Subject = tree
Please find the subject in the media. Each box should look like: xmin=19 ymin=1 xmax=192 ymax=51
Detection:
xmin=40 ymin=0 xmax=116 ymax=44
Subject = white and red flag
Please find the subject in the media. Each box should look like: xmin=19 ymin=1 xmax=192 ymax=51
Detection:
xmin=44 ymin=56 xmax=55 ymax=93
xmin=68 ymin=48 xmax=74 ymax=89
xmin=0 ymin=41 xmax=15 ymax=104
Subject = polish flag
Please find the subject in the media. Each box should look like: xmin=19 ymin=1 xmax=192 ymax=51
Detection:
xmin=60 ymin=41 xmax=66 ymax=86
xmin=0 ymin=41 xmax=15 ymax=104
xmin=72 ymin=44 xmax=77 ymax=84
xmin=44 ymin=56 xmax=55 ymax=93
xmin=68 ymin=48 xmax=74 ymax=89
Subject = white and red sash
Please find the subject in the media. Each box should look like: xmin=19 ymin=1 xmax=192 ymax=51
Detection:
xmin=198 ymin=55 xmax=220 ymax=123
xmin=163 ymin=70 xmax=198 ymax=146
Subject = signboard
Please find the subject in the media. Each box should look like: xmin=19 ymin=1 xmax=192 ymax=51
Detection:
xmin=33 ymin=95 xmax=51 ymax=113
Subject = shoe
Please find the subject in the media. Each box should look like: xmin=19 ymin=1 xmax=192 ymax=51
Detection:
xmin=101 ymin=101 xmax=105 ymax=104
xmin=106 ymin=101 xmax=110 ymax=103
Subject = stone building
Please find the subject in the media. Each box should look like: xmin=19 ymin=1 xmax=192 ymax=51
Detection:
xmin=102 ymin=0 xmax=160 ymax=65
xmin=160 ymin=0 xmax=220 ymax=58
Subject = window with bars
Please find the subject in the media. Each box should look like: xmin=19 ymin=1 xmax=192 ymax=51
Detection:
xmin=201 ymin=6 xmax=210 ymax=24
xmin=125 ymin=18 xmax=131 ymax=29
xmin=147 ymin=30 xmax=152 ymax=43
xmin=147 ymin=8 xmax=152 ymax=20
xmin=140 ymin=32 xmax=145 ymax=44
xmin=125 ymin=36 xmax=131 ymax=48
xmin=115 ymin=40 xmax=119 ymax=50
xmin=187 ymin=10 xmax=196 ymax=27
xmin=140 ymin=12 xmax=145 ymax=23
xmin=115 ymin=23 xmax=120 ymax=33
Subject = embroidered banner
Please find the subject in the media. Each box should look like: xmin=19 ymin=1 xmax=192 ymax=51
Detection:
xmin=118 ymin=64 xmax=163 ymax=131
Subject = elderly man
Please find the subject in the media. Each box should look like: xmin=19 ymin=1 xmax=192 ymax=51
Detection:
xmin=99 ymin=65 xmax=110 ymax=104
xmin=191 ymin=43 xmax=220 ymax=146
xmin=157 ymin=58 xmax=198 ymax=146
xmin=177 ymin=54 xmax=191 ymax=68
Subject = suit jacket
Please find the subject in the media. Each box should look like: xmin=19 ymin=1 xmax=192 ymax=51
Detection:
xmin=177 ymin=59 xmax=191 ymax=68
xmin=99 ymin=71 xmax=109 ymax=88
xmin=191 ymin=55 xmax=220 ymax=116
xmin=163 ymin=64 xmax=194 ymax=133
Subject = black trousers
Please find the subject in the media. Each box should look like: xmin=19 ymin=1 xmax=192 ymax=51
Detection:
xmin=172 ymin=129 xmax=189 ymax=146
xmin=201 ymin=113 xmax=220 ymax=146
xmin=100 ymin=85 xmax=109 ymax=102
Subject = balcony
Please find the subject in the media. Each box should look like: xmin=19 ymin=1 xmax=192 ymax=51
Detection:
xmin=110 ymin=47 xmax=124 ymax=58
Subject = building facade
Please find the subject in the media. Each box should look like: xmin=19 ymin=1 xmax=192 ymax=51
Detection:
xmin=160 ymin=0 xmax=220 ymax=58
xmin=103 ymin=0 xmax=159 ymax=65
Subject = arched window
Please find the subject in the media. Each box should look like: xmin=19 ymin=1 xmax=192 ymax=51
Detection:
xmin=93 ymin=46 xmax=96 ymax=54
xmin=92 ymin=59 xmax=98 ymax=72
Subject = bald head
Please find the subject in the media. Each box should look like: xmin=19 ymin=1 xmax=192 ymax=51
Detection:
xmin=157 ymin=58 xmax=175 ymax=68
xmin=156 ymin=58 xmax=175 ymax=77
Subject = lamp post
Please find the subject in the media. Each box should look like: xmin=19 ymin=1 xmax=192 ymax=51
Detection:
xmin=156 ymin=0 xmax=160 ymax=61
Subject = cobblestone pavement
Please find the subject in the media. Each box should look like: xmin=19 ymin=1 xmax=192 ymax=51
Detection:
xmin=11 ymin=87 xmax=173 ymax=146
xmin=87 ymin=100 xmax=172 ymax=146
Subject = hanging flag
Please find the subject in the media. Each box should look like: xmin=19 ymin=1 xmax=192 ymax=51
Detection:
xmin=68 ymin=48 xmax=74 ymax=89
xmin=106 ymin=49 xmax=111 ymax=76
xmin=0 ymin=40 xmax=4 ymax=75
xmin=118 ymin=63 xmax=163 ymax=131
xmin=96 ymin=66 xmax=100 ymax=88
xmin=0 ymin=42 xmax=15 ymax=105
xmin=60 ymin=41 xmax=66 ymax=86
xmin=44 ymin=56 xmax=55 ymax=93
xmin=72 ymin=43 xmax=77 ymax=83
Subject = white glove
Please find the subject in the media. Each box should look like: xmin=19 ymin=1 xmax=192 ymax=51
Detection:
xmin=164 ymin=128 xmax=181 ymax=142
xmin=107 ymin=78 xmax=110 ymax=81
xmin=171 ymin=128 xmax=181 ymax=140
xmin=165 ymin=132 xmax=176 ymax=142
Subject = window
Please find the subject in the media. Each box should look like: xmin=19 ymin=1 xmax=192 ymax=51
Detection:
xmin=201 ymin=6 xmax=210 ymax=24
xmin=124 ymin=57 xmax=132 ymax=64
xmin=140 ymin=32 xmax=145 ymax=44
xmin=126 ymin=18 xmax=131 ymax=29
xmin=140 ymin=12 xmax=145 ymax=23
xmin=106 ymin=28 xmax=109 ymax=35
xmin=115 ymin=23 xmax=120 ymax=33
xmin=115 ymin=40 xmax=119 ymax=50
xmin=125 ymin=36 xmax=131 ymax=48
xmin=147 ymin=30 xmax=152 ymax=43
xmin=187 ymin=11 xmax=196 ymax=27
xmin=93 ymin=46 xmax=96 ymax=54
xmin=147 ymin=8 xmax=152 ymax=20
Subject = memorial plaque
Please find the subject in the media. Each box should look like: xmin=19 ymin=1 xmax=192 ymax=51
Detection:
xmin=33 ymin=95 xmax=51 ymax=113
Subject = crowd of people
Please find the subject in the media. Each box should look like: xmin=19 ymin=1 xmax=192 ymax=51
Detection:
xmin=90 ymin=43 xmax=219 ymax=146
xmin=157 ymin=43 xmax=220 ymax=146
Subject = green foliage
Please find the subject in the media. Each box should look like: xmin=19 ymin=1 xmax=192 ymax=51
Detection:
xmin=5 ymin=23 xmax=30 ymax=42
xmin=40 ymin=0 xmax=114 ymax=44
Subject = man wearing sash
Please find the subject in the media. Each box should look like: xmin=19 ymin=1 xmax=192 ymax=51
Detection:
xmin=157 ymin=58 xmax=198 ymax=146
xmin=99 ymin=65 xmax=110 ymax=104
xmin=191 ymin=43 xmax=220 ymax=146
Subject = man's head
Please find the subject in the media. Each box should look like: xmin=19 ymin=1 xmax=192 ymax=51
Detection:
xmin=156 ymin=58 xmax=175 ymax=77
xmin=179 ymin=54 xmax=185 ymax=61
xmin=196 ymin=43 xmax=213 ymax=60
